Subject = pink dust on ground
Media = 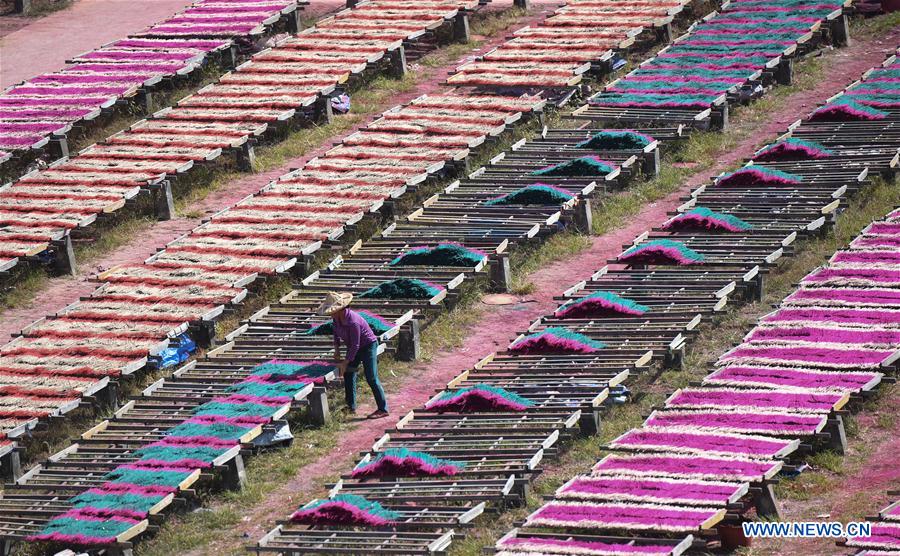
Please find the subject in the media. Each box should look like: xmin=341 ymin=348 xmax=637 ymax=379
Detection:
xmin=0 ymin=0 xmax=349 ymax=84
xmin=1 ymin=0 xmax=196 ymax=86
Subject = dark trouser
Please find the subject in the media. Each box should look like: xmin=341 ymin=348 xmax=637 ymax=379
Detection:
xmin=343 ymin=341 xmax=387 ymax=412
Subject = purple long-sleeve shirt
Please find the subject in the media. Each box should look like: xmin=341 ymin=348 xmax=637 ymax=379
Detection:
xmin=333 ymin=309 xmax=377 ymax=362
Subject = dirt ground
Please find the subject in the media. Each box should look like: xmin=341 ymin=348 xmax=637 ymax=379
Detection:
xmin=0 ymin=0 xmax=353 ymax=84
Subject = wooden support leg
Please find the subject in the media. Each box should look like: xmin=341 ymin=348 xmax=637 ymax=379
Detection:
xmin=381 ymin=199 xmax=398 ymax=221
xmin=489 ymin=254 xmax=512 ymax=293
xmin=52 ymin=235 xmax=76 ymax=277
xmin=444 ymin=292 xmax=461 ymax=312
xmin=99 ymin=381 xmax=120 ymax=411
xmin=712 ymin=103 xmax=729 ymax=131
xmin=0 ymin=538 xmax=13 ymax=556
xmin=513 ymin=478 xmax=529 ymax=501
xmin=657 ymin=22 xmax=674 ymax=44
xmin=315 ymin=95 xmax=333 ymax=125
xmin=775 ymin=58 xmax=793 ymax=86
xmin=290 ymin=253 xmax=315 ymax=279
xmin=513 ymin=0 xmax=530 ymax=8
xmin=138 ymin=89 xmax=154 ymax=113
xmin=457 ymin=156 xmax=473 ymax=176
xmin=579 ymin=411 xmax=600 ymax=436
xmin=824 ymin=415 xmax=848 ymax=455
xmin=193 ymin=320 xmax=217 ymax=348
xmin=573 ymin=198 xmax=593 ymax=234
xmin=830 ymin=13 xmax=850 ymax=47
xmin=0 ymin=449 xmax=21 ymax=483
xmin=453 ymin=13 xmax=470 ymax=43
xmin=14 ymin=0 xmax=32 ymax=15
xmin=286 ymin=8 xmax=301 ymax=34
xmin=221 ymin=454 xmax=247 ymax=490
xmin=309 ymin=386 xmax=330 ymax=425
xmin=346 ymin=0 xmax=357 ymax=6
xmin=389 ymin=46 xmax=407 ymax=79
xmin=643 ymin=147 xmax=661 ymax=177
xmin=665 ymin=346 xmax=685 ymax=370
xmin=236 ymin=141 xmax=256 ymax=172
xmin=397 ymin=320 xmax=421 ymax=362
xmin=226 ymin=45 xmax=238 ymax=68
xmin=153 ymin=180 xmax=175 ymax=220
xmin=754 ymin=483 xmax=781 ymax=520
xmin=48 ymin=134 xmax=69 ymax=161
xmin=753 ymin=272 xmax=765 ymax=301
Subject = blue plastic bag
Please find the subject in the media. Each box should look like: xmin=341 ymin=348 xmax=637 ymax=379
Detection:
xmin=156 ymin=333 xmax=197 ymax=369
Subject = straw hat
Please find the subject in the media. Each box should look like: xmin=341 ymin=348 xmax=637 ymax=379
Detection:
xmin=317 ymin=291 xmax=353 ymax=315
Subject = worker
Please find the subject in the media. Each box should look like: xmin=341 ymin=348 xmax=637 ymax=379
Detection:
xmin=317 ymin=291 xmax=389 ymax=419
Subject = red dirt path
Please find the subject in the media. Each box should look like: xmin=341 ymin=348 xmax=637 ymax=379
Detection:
xmin=0 ymin=1 xmax=559 ymax=341
xmin=1 ymin=0 xmax=196 ymax=86
xmin=177 ymin=30 xmax=900 ymax=552
xmin=0 ymin=0 xmax=349 ymax=85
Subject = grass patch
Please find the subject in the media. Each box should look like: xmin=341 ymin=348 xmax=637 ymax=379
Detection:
xmin=0 ymin=268 xmax=47 ymax=312
xmin=73 ymin=216 xmax=156 ymax=263
xmin=807 ymin=450 xmax=846 ymax=474
xmin=15 ymin=0 xmax=71 ymax=16
xmin=854 ymin=10 xmax=900 ymax=35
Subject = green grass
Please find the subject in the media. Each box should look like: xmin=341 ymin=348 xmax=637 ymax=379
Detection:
xmin=16 ymin=0 xmax=72 ymax=16
xmin=0 ymin=268 xmax=47 ymax=312
xmin=854 ymin=10 xmax=900 ymax=34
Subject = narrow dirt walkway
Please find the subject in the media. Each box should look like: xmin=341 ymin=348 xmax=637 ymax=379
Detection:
xmin=0 ymin=2 xmax=559 ymax=341
xmin=1 ymin=0 xmax=196 ymax=85
xmin=182 ymin=30 xmax=900 ymax=553
xmin=0 ymin=0 xmax=350 ymax=82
